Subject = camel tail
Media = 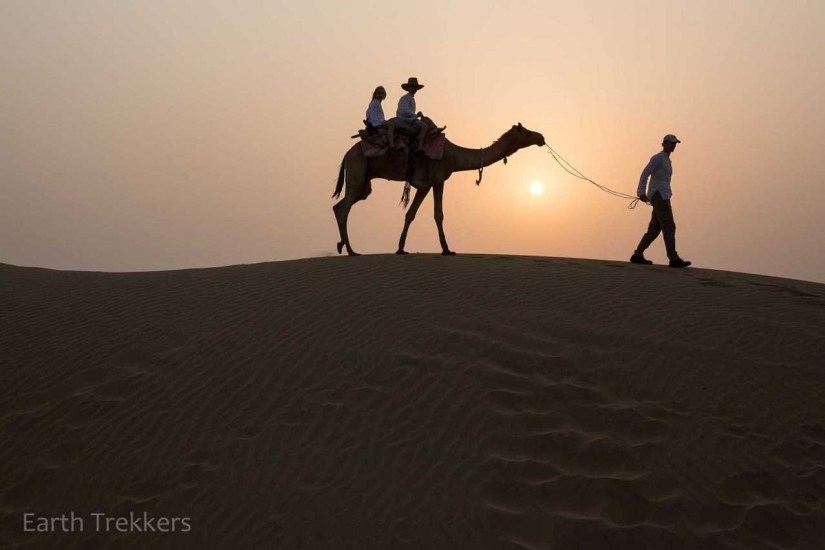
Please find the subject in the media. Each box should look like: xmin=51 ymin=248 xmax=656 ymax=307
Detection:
xmin=332 ymin=156 xmax=346 ymax=199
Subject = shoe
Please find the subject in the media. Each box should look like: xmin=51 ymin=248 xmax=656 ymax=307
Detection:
xmin=669 ymin=258 xmax=692 ymax=268
xmin=630 ymin=253 xmax=653 ymax=265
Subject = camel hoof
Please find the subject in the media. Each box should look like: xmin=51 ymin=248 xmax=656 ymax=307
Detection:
xmin=395 ymin=250 xmax=409 ymax=255
xmin=347 ymin=251 xmax=360 ymax=257
xmin=336 ymin=242 xmax=344 ymax=255
xmin=441 ymin=250 xmax=457 ymax=256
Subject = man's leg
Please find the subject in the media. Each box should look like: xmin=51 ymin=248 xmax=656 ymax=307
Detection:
xmin=416 ymin=120 xmax=427 ymax=151
xmin=635 ymin=207 xmax=662 ymax=257
xmin=651 ymin=194 xmax=691 ymax=267
xmin=653 ymin=194 xmax=678 ymax=260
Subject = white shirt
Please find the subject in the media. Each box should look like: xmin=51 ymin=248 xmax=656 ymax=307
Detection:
xmin=396 ymin=93 xmax=417 ymax=121
xmin=637 ymin=151 xmax=674 ymax=200
xmin=366 ymin=99 xmax=385 ymax=126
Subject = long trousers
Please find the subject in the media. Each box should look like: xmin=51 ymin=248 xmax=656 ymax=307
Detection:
xmin=635 ymin=191 xmax=678 ymax=260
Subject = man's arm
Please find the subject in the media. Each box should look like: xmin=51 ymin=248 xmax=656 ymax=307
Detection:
xmin=636 ymin=156 xmax=658 ymax=200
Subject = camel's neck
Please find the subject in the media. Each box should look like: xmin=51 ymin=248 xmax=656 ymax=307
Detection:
xmin=447 ymin=139 xmax=519 ymax=173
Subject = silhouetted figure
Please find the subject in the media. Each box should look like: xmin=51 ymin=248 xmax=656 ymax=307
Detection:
xmin=630 ymin=134 xmax=691 ymax=268
xmin=366 ymin=86 xmax=387 ymax=128
xmin=387 ymin=77 xmax=428 ymax=152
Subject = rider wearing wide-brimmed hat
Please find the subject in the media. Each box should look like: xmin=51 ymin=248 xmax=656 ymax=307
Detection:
xmin=387 ymin=77 xmax=428 ymax=151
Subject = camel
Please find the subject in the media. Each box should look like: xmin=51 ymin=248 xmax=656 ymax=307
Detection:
xmin=331 ymin=123 xmax=546 ymax=256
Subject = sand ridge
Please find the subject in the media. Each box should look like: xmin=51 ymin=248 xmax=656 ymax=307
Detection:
xmin=1 ymin=255 xmax=824 ymax=549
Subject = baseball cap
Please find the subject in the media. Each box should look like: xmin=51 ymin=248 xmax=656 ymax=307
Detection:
xmin=663 ymin=134 xmax=681 ymax=143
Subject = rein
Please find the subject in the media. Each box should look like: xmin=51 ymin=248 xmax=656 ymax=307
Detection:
xmin=545 ymin=144 xmax=642 ymax=209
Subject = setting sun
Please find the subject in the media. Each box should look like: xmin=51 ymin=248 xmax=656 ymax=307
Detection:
xmin=530 ymin=182 xmax=544 ymax=195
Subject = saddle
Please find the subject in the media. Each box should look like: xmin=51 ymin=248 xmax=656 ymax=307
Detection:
xmin=351 ymin=116 xmax=446 ymax=158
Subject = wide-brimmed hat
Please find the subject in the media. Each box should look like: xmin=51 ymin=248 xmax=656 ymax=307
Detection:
xmin=401 ymin=77 xmax=424 ymax=91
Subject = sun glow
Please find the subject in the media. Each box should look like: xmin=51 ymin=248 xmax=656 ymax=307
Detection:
xmin=530 ymin=182 xmax=544 ymax=195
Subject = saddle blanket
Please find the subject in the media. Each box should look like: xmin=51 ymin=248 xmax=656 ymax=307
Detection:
xmin=360 ymin=133 xmax=445 ymax=160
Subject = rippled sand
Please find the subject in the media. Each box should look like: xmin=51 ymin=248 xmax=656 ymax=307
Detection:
xmin=1 ymin=255 xmax=824 ymax=549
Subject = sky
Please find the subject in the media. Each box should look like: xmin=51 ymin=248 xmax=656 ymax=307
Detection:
xmin=3 ymin=0 xmax=824 ymax=283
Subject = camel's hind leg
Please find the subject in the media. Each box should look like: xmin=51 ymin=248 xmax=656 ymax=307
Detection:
xmin=332 ymin=182 xmax=368 ymax=256
xmin=332 ymin=195 xmax=358 ymax=256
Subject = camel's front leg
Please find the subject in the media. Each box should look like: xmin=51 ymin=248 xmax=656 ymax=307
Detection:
xmin=395 ymin=187 xmax=431 ymax=254
xmin=432 ymin=182 xmax=455 ymax=255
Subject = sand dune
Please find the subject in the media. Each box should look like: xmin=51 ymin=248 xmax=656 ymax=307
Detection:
xmin=1 ymin=255 xmax=824 ymax=549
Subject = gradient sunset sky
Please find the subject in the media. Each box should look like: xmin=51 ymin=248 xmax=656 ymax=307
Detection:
xmin=3 ymin=1 xmax=824 ymax=282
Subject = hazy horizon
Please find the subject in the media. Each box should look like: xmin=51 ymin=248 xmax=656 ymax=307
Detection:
xmin=3 ymin=1 xmax=824 ymax=283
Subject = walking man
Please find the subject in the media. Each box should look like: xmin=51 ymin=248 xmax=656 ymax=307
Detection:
xmin=630 ymin=134 xmax=692 ymax=268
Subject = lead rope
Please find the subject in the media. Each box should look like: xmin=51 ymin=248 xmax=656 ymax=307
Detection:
xmin=545 ymin=144 xmax=642 ymax=209
xmin=475 ymin=148 xmax=484 ymax=185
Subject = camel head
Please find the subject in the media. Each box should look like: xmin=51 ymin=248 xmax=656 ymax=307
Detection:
xmin=502 ymin=123 xmax=546 ymax=150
